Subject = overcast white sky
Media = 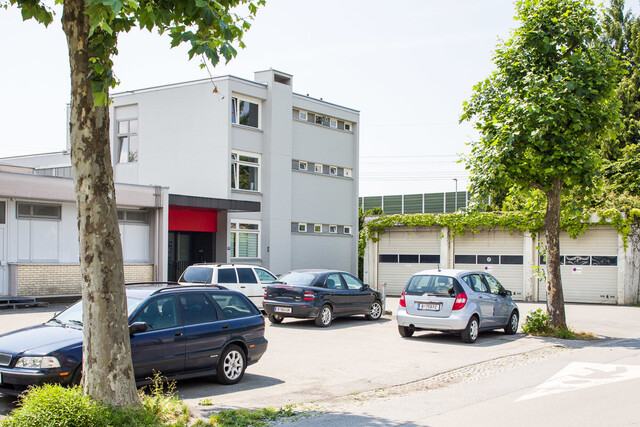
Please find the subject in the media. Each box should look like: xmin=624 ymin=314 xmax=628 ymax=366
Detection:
xmin=0 ymin=0 xmax=636 ymax=196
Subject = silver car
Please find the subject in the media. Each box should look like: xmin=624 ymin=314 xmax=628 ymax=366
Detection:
xmin=396 ymin=269 xmax=519 ymax=343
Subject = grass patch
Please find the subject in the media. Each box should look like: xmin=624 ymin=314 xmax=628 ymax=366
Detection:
xmin=522 ymin=308 xmax=598 ymax=341
xmin=197 ymin=406 xmax=301 ymax=426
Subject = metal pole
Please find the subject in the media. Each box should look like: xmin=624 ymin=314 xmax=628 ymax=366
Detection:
xmin=453 ymin=178 xmax=458 ymax=211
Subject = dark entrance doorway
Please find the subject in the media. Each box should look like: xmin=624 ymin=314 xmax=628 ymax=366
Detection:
xmin=168 ymin=231 xmax=216 ymax=281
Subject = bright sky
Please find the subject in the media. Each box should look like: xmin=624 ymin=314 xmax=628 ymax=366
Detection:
xmin=0 ymin=0 xmax=635 ymax=196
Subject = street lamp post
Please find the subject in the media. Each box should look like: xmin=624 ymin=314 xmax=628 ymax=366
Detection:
xmin=453 ymin=178 xmax=458 ymax=211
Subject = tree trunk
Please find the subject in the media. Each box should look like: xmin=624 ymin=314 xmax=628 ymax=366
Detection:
xmin=62 ymin=0 xmax=140 ymax=407
xmin=544 ymin=178 xmax=567 ymax=329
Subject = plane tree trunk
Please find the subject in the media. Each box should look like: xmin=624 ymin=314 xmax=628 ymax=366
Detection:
xmin=62 ymin=0 xmax=140 ymax=407
xmin=544 ymin=178 xmax=567 ymax=329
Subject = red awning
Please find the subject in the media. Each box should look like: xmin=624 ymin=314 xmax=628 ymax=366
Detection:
xmin=169 ymin=206 xmax=217 ymax=232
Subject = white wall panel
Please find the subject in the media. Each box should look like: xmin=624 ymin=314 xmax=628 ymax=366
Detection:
xmin=30 ymin=221 xmax=59 ymax=261
xmin=121 ymin=224 xmax=150 ymax=263
xmin=378 ymin=229 xmax=440 ymax=254
xmin=378 ymin=263 xmax=439 ymax=296
xmin=17 ymin=220 xmax=31 ymax=261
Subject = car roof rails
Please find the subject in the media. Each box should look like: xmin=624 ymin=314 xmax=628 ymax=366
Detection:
xmin=125 ymin=281 xmax=178 ymax=287
xmin=151 ymin=284 xmax=228 ymax=295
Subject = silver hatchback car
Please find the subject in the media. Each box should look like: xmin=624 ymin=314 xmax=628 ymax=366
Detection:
xmin=396 ymin=269 xmax=519 ymax=343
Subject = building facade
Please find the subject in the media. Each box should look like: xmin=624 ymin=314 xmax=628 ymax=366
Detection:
xmin=0 ymin=69 xmax=360 ymax=295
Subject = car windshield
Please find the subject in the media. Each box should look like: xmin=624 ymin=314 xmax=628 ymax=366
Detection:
xmin=276 ymin=272 xmax=318 ymax=286
xmin=179 ymin=266 xmax=213 ymax=283
xmin=405 ymin=275 xmax=455 ymax=296
xmin=53 ymin=296 xmax=145 ymax=326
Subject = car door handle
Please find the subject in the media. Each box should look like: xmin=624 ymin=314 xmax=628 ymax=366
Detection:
xmin=174 ymin=331 xmax=183 ymax=337
xmin=240 ymin=286 xmax=246 ymax=288
xmin=221 ymin=324 xmax=230 ymax=329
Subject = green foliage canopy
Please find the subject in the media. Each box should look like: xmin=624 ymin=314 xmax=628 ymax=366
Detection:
xmin=6 ymin=0 xmax=265 ymax=105
xmin=460 ymin=0 xmax=623 ymax=203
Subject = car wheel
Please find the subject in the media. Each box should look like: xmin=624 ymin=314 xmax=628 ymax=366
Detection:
xmin=268 ymin=314 xmax=284 ymax=324
xmin=71 ymin=365 xmax=82 ymax=387
xmin=504 ymin=311 xmax=519 ymax=335
xmin=365 ymin=300 xmax=383 ymax=320
xmin=216 ymin=344 xmax=246 ymax=385
xmin=398 ymin=325 xmax=414 ymax=337
xmin=315 ymin=304 xmax=333 ymax=327
xmin=461 ymin=316 xmax=479 ymax=343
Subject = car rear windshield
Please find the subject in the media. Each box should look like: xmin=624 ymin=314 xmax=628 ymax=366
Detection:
xmin=405 ymin=275 xmax=460 ymax=296
xmin=179 ymin=266 xmax=213 ymax=284
xmin=277 ymin=272 xmax=318 ymax=286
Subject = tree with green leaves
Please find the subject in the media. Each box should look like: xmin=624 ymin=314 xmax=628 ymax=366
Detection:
xmin=3 ymin=0 xmax=264 ymax=408
xmin=461 ymin=0 xmax=622 ymax=328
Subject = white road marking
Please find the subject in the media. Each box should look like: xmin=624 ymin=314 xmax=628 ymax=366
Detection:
xmin=517 ymin=362 xmax=640 ymax=402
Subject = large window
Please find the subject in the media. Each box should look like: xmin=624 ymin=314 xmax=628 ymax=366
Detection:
xmin=231 ymin=97 xmax=259 ymax=128
xmin=17 ymin=202 xmax=61 ymax=220
xmin=231 ymin=151 xmax=260 ymax=191
xmin=116 ymin=118 xmax=138 ymax=164
xmin=230 ymin=220 xmax=260 ymax=258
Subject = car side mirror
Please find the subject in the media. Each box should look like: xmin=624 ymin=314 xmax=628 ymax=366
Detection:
xmin=363 ymin=284 xmax=370 ymax=290
xmin=506 ymin=290 xmax=512 ymax=296
xmin=129 ymin=322 xmax=148 ymax=336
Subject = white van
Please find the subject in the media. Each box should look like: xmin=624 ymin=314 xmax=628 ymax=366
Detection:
xmin=177 ymin=264 xmax=278 ymax=308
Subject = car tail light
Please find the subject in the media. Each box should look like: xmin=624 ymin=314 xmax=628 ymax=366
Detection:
xmin=303 ymin=290 xmax=315 ymax=301
xmin=399 ymin=291 xmax=406 ymax=307
xmin=264 ymin=288 xmax=267 ymax=298
xmin=452 ymin=292 xmax=467 ymax=310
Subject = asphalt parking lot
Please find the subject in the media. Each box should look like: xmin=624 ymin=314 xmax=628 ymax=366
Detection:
xmin=1 ymin=298 xmax=639 ymax=420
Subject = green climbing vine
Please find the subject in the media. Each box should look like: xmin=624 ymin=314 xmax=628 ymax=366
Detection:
xmin=362 ymin=208 xmax=640 ymax=249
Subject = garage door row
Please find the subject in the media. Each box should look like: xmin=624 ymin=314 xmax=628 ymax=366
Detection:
xmin=367 ymin=226 xmax=620 ymax=305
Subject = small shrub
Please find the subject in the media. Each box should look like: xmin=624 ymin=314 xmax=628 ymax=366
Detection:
xmin=199 ymin=398 xmax=214 ymax=406
xmin=522 ymin=308 xmax=551 ymax=334
xmin=2 ymin=384 xmax=108 ymax=427
xmin=138 ymin=372 xmax=190 ymax=426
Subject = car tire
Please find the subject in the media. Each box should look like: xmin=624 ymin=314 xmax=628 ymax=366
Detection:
xmin=504 ymin=311 xmax=519 ymax=335
xmin=461 ymin=316 xmax=479 ymax=343
xmin=71 ymin=365 xmax=82 ymax=387
xmin=398 ymin=325 xmax=414 ymax=337
xmin=365 ymin=300 xmax=383 ymax=320
xmin=268 ymin=314 xmax=284 ymax=324
xmin=215 ymin=344 xmax=246 ymax=385
xmin=315 ymin=304 xmax=333 ymax=327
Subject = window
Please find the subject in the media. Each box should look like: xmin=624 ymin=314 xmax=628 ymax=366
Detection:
xmin=132 ymin=296 xmax=177 ymax=330
xmin=329 ymin=166 xmax=338 ymax=176
xmin=344 ymin=168 xmax=352 ymax=178
xmin=255 ymin=268 xmax=277 ymax=284
xmin=342 ymin=273 xmax=363 ymax=290
xmin=299 ymin=161 xmax=308 ymax=171
xmin=116 ymin=119 xmax=138 ymax=164
xmin=343 ymin=226 xmax=352 ymax=234
xmin=231 ymin=151 xmax=260 ymax=191
xmin=0 ymin=201 xmax=5 ymax=224
xmin=314 ymin=224 xmax=322 ymax=233
xmin=179 ymin=293 xmax=218 ymax=325
xmin=117 ymin=210 xmax=149 ymax=223
xmin=17 ymin=202 xmax=61 ymax=220
xmin=315 ymin=164 xmax=323 ymax=173
xmin=230 ymin=221 xmax=260 ymax=258
xmin=330 ymin=119 xmax=337 ymax=128
xmin=315 ymin=114 xmax=330 ymax=126
xmin=298 ymin=223 xmax=307 ymax=232
xmin=344 ymin=123 xmax=352 ymax=131
xmin=237 ymin=268 xmax=258 ymax=283
xmin=329 ymin=225 xmax=337 ymax=234
xmin=483 ymin=274 xmax=503 ymax=295
xmin=209 ymin=293 xmax=255 ymax=319
xmin=325 ymin=273 xmax=343 ymax=289
xmin=231 ymin=96 xmax=259 ymax=128
xmin=217 ymin=268 xmax=238 ymax=284
xmin=299 ymin=111 xmax=307 ymax=121
xmin=462 ymin=274 xmax=488 ymax=293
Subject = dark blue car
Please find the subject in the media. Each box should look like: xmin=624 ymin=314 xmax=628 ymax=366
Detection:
xmin=0 ymin=284 xmax=268 ymax=395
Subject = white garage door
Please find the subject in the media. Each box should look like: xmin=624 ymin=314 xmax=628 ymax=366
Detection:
xmin=454 ymin=230 xmax=525 ymax=300
xmin=377 ymin=228 xmax=441 ymax=296
xmin=538 ymin=227 xmax=618 ymax=304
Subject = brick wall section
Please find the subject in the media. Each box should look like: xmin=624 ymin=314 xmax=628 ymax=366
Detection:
xmin=17 ymin=264 xmax=154 ymax=296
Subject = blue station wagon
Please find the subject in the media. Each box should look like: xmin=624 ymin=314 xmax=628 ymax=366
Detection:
xmin=0 ymin=284 xmax=268 ymax=395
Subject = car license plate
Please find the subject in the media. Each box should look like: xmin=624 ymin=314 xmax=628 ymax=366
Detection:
xmin=417 ymin=303 xmax=441 ymax=311
xmin=274 ymin=306 xmax=292 ymax=313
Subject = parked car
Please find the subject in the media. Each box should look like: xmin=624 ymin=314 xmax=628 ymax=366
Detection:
xmin=263 ymin=269 xmax=383 ymax=327
xmin=178 ymin=264 xmax=278 ymax=307
xmin=0 ymin=284 xmax=268 ymax=396
xmin=396 ymin=269 xmax=519 ymax=343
